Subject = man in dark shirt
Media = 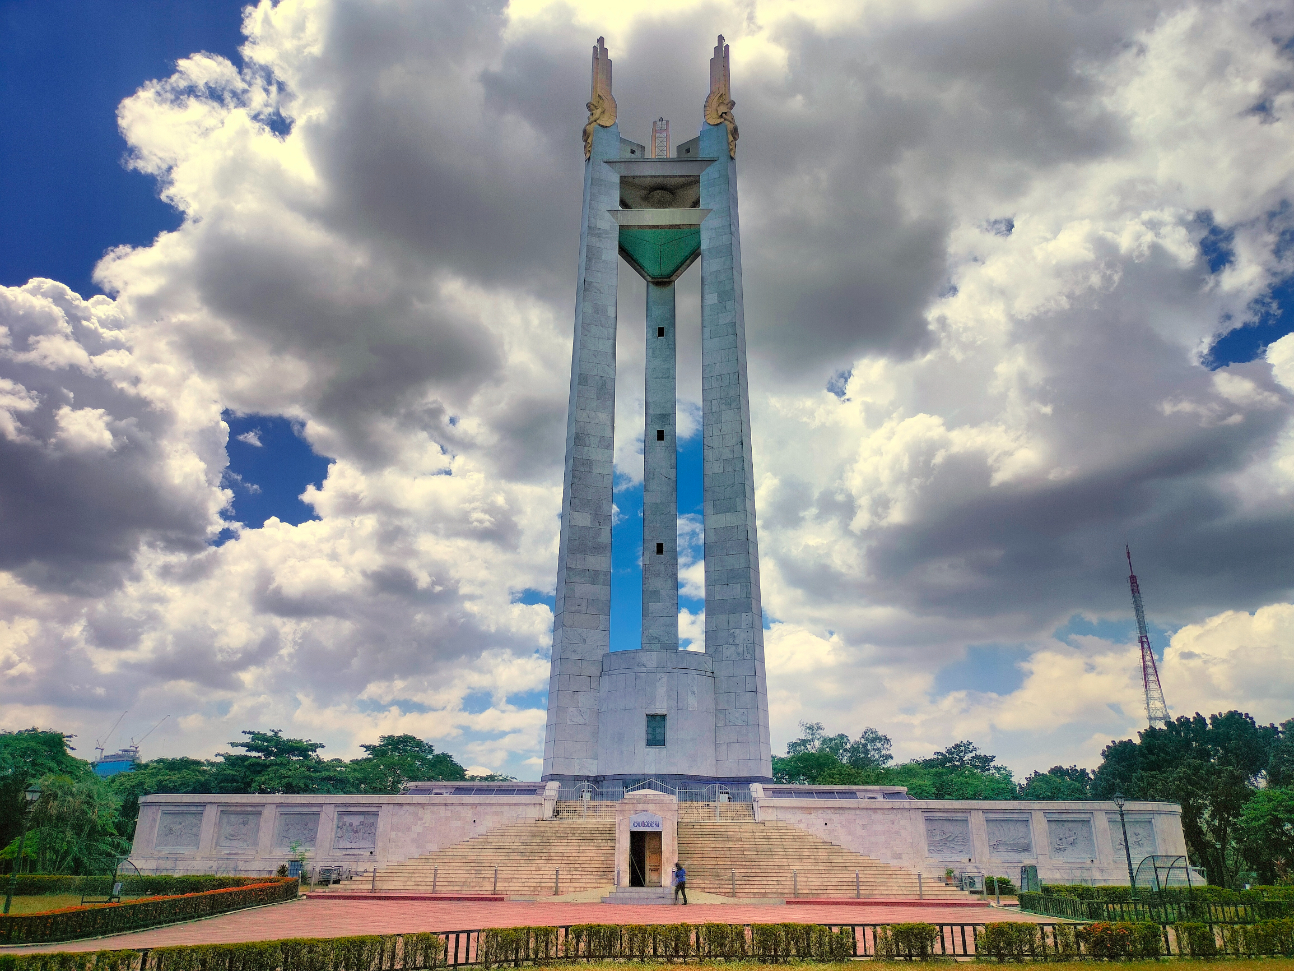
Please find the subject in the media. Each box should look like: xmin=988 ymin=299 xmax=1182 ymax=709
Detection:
xmin=673 ymin=862 xmax=687 ymax=905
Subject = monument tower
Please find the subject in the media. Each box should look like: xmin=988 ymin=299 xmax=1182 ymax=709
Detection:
xmin=542 ymin=37 xmax=771 ymax=785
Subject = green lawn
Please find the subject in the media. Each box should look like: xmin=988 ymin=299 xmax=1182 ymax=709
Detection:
xmin=531 ymin=962 xmax=1294 ymax=969
xmin=1 ymin=895 xmax=135 ymax=915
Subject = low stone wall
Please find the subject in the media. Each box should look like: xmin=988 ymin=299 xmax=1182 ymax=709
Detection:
xmin=130 ymin=784 xmax=555 ymax=876
xmin=130 ymin=781 xmax=1187 ymax=886
xmin=752 ymin=785 xmax=1185 ymax=885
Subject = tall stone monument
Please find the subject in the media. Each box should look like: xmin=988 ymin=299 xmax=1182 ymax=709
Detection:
xmin=542 ymin=37 xmax=771 ymax=785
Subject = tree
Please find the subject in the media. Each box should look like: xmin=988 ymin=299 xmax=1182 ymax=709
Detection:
xmin=209 ymin=730 xmax=350 ymax=795
xmin=923 ymin=740 xmax=998 ymax=773
xmin=0 ymin=729 xmax=88 ymax=860
xmin=2 ymin=774 xmax=130 ymax=875
xmin=1235 ymin=787 xmax=1294 ymax=885
xmin=1020 ymin=766 xmax=1092 ymax=801
xmin=346 ymin=735 xmax=466 ymax=792
xmin=777 ymin=722 xmax=893 ymax=779
xmin=1092 ymin=711 xmax=1281 ymax=886
xmin=1267 ymin=719 xmax=1294 ymax=788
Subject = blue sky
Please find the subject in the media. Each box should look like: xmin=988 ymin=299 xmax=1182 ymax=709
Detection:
xmin=2 ymin=0 xmax=1293 ymax=779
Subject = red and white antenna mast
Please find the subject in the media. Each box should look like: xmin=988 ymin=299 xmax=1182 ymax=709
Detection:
xmin=1126 ymin=546 xmax=1169 ymax=729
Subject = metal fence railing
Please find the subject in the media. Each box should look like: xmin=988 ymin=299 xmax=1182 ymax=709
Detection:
xmin=554 ymin=781 xmax=754 ymax=803
xmin=116 ymin=919 xmax=1294 ymax=968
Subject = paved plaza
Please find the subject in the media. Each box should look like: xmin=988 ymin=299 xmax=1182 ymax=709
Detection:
xmin=3 ymin=897 xmax=1049 ymax=954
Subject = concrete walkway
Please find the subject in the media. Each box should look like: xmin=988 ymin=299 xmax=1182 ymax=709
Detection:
xmin=2 ymin=897 xmax=1050 ymax=954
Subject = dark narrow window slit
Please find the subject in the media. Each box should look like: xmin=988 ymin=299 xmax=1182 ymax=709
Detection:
xmin=656 ymin=429 xmax=664 ymax=441
xmin=656 ymin=542 xmax=664 ymax=555
xmin=657 ymin=327 xmax=665 ymax=337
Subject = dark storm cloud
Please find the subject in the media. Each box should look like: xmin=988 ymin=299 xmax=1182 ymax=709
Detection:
xmin=0 ymin=281 xmax=217 ymax=594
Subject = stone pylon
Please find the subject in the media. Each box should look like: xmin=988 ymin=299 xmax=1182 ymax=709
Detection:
xmin=542 ymin=36 xmax=771 ymax=784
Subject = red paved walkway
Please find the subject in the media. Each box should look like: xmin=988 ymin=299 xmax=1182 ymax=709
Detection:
xmin=3 ymin=897 xmax=1048 ymax=954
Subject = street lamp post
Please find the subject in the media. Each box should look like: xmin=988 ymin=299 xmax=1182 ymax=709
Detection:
xmin=1114 ymin=792 xmax=1137 ymax=892
xmin=3 ymin=785 xmax=42 ymax=915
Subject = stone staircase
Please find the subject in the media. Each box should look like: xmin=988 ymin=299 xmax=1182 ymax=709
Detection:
xmin=677 ymin=818 xmax=972 ymax=900
xmin=335 ymin=815 xmax=615 ymax=896
xmin=329 ymin=803 xmax=969 ymax=901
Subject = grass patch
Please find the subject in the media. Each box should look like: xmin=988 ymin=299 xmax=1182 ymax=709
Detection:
xmin=527 ymin=962 xmax=1294 ymax=970
xmin=2 ymin=898 xmax=111 ymax=916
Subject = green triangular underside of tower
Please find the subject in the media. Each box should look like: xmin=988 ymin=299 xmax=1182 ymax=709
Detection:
xmin=618 ymin=227 xmax=701 ymax=282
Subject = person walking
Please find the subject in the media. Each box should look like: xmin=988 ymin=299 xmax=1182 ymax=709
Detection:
xmin=673 ymin=861 xmax=687 ymax=905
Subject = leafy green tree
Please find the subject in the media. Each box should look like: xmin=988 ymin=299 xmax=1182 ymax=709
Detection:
xmin=0 ymin=729 xmax=88 ymax=857
xmin=346 ymin=735 xmax=466 ymax=792
xmin=1020 ymin=765 xmax=1093 ymax=800
xmin=1267 ymin=719 xmax=1294 ymax=788
xmin=1093 ymin=711 xmax=1280 ymax=886
xmin=922 ymin=740 xmax=999 ymax=773
xmin=209 ymin=730 xmax=350 ymax=795
xmin=1235 ymin=787 xmax=1294 ymax=885
xmin=2 ymin=774 xmax=130 ymax=875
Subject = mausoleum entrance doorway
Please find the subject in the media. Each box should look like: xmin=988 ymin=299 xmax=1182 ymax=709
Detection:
xmin=630 ymin=830 xmax=663 ymax=886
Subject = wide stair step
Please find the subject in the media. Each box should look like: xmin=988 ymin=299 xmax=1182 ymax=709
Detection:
xmin=677 ymin=819 xmax=973 ymax=900
xmin=333 ymin=817 xmax=614 ymax=896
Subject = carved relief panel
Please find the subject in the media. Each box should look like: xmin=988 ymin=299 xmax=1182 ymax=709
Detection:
xmin=334 ymin=811 xmax=379 ymax=851
xmin=1048 ymin=816 xmax=1096 ymax=861
xmin=925 ymin=815 xmax=972 ymax=860
xmin=274 ymin=811 xmax=320 ymax=850
xmin=217 ymin=810 xmax=261 ymax=851
xmin=1108 ymin=815 xmax=1157 ymax=861
xmin=156 ymin=810 xmax=203 ymax=851
xmin=986 ymin=816 xmax=1034 ymax=858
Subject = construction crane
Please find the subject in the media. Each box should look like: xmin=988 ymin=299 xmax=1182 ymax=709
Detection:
xmin=1126 ymin=546 xmax=1170 ymax=729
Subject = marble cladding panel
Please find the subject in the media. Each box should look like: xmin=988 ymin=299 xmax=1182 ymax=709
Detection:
xmin=216 ymin=811 xmax=261 ymax=851
xmin=156 ymin=810 xmax=203 ymax=851
xmin=925 ymin=815 xmax=973 ymax=860
xmin=986 ymin=816 xmax=1034 ymax=858
xmin=1048 ymin=816 xmax=1097 ymax=861
xmin=333 ymin=811 xmax=379 ymax=851
xmin=274 ymin=811 xmax=320 ymax=850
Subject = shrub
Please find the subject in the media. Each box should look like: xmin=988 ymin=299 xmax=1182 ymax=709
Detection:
xmin=1250 ymin=918 xmax=1294 ymax=956
xmin=1075 ymin=921 xmax=1159 ymax=959
xmin=1174 ymin=922 xmax=1219 ymax=958
xmin=696 ymin=923 xmax=748 ymax=960
xmin=876 ymin=922 xmax=940 ymax=960
xmin=656 ymin=924 xmax=692 ymax=960
xmin=984 ymin=877 xmax=1016 ymax=896
xmin=979 ymin=922 xmax=1039 ymax=961
xmin=0 ymin=879 xmax=299 ymax=945
xmin=751 ymin=924 xmax=787 ymax=961
xmin=562 ymin=924 xmax=622 ymax=961
xmin=1050 ymin=923 xmax=1079 ymax=960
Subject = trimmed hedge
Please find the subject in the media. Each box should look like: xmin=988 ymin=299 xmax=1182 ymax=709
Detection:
xmin=7 ymin=877 xmax=272 ymax=898
xmin=475 ymin=923 xmax=852 ymax=965
xmin=875 ymin=922 xmax=939 ymax=960
xmin=0 ymin=880 xmax=299 ymax=945
xmin=0 ymin=933 xmax=447 ymax=971
xmin=1041 ymin=882 xmax=1294 ymax=903
xmin=1075 ymin=922 xmax=1161 ymax=960
xmin=1172 ymin=918 xmax=1294 ymax=958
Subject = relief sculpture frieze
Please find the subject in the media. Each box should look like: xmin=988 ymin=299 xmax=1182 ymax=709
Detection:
xmin=217 ymin=811 xmax=261 ymax=850
xmin=156 ymin=811 xmax=203 ymax=851
xmin=1048 ymin=817 xmax=1096 ymax=861
xmin=274 ymin=811 xmax=320 ymax=850
xmin=334 ymin=811 xmax=379 ymax=851
xmin=925 ymin=816 xmax=971 ymax=860
xmin=987 ymin=817 xmax=1033 ymax=858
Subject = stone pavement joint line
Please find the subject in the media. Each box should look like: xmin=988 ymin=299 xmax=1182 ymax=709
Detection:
xmin=3 ymin=898 xmax=1053 ymax=954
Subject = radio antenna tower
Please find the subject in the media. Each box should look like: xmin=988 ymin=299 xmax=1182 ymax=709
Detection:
xmin=1126 ymin=546 xmax=1169 ymax=729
